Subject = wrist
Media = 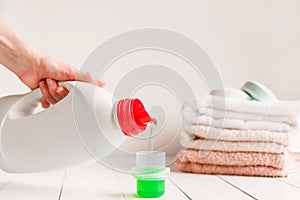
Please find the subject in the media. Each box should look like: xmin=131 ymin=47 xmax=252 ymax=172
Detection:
xmin=17 ymin=45 xmax=42 ymax=75
xmin=17 ymin=47 xmax=43 ymax=89
xmin=0 ymin=21 xmax=41 ymax=79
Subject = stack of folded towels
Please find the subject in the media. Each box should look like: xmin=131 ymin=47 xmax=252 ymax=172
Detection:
xmin=176 ymin=93 xmax=300 ymax=177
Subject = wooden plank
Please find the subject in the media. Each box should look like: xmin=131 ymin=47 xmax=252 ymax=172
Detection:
xmin=114 ymin=170 xmax=188 ymax=200
xmin=0 ymin=170 xmax=10 ymax=190
xmin=60 ymin=162 xmax=125 ymax=200
xmin=170 ymin=172 xmax=253 ymax=200
xmin=0 ymin=169 xmax=65 ymax=200
xmin=277 ymin=161 xmax=300 ymax=189
xmin=220 ymin=174 xmax=300 ymax=200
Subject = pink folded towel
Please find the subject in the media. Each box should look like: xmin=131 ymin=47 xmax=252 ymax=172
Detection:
xmin=184 ymin=125 xmax=288 ymax=145
xmin=180 ymin=132 xmax=286 ymax=153
xmin=176 ymin=149 xmax=285 ymax=169
xmin=176 ymin=161 xmax=287 ymax=177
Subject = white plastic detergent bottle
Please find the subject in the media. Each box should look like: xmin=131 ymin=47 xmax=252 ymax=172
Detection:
xmin=0 ymin=81 xmax=153 ymax=173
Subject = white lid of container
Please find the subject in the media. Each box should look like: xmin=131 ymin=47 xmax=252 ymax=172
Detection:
xmin=241 ymin=81 xmax=278 ymax=102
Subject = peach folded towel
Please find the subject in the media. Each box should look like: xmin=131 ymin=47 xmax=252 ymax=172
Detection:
xmin=176 ymin=149 xmax=285 ymax=169
xmin=176 ymin=161 xmax=287 ymax=177
xmin=180 ymin=131 xmax=286 ymax=153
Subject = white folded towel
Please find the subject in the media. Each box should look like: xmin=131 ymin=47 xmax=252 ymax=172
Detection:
xmin=185 ymin=114 xmax=292 ymax=132
xmin=184 ymin=125 xmax=288 ymax=145
xmin=197 ymin=107 xmax=298 ymax=125
xmin=183 ymin=95 xmax=300 ymax=131
xmin=194 ymin=95 xmax=300 ymax=117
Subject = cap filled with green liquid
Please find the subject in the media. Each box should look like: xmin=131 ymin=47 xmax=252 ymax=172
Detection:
xmin=132 ymin=151 xmax=170 ymax=198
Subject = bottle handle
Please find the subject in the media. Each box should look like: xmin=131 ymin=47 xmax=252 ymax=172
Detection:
xmin=0 ymin=81 xmax=94 ymax=173
xmin=7 ymin=81 xmax=75 ymax=119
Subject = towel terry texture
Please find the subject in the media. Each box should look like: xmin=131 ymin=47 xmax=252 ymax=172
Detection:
xmin=176 ymin=161 xmax=287 ymax=177
xmin=176 ymin=149 xmax=285 ymax=169
xmin=185 ymin=115 xmax=292 ymax=132
xmin=184 ymin=125 xmax=288 ymax=145
xmin=176 ymin=94 xmax=298 ymax=177
xmin=180 ymin=134 xmax=286 ymax=153
xmin=183 ymin=95 xmax=300 ymax=131
xmin=194 ymin=95 xmax=300 ymax=118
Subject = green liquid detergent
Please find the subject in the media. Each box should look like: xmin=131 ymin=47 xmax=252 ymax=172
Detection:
xmin=137 ymin=179 xmax=165 ymax=198
xmin=133 ymin=120 xmax=169 ymax=198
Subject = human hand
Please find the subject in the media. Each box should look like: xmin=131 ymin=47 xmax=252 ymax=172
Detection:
xmin=21 ymin=55 xmax=105 ymax=108
xmin=0 ymin=21 xmax=104 ymax=108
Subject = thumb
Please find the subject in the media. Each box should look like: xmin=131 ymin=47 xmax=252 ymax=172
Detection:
xmin=76 ymin=70 xmax=105 ymax=88
xmin=48 ymin=61 xmax=105 ymax=87
xmin=42 ymin=57 xmax=105 ymax=87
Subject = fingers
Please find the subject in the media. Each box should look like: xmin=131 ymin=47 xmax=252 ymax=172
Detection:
xmin=39 ymin=80 xmax=57 ymax=105
xmin=56 ymin=86 xmax=69 ymax=97
xmin=46 ymin=79 xmax=64 ymax=102
xmin=40 ymin=97 xmax=50 ymax=109
xmin=98 ymin=80 xmax=105 ymax=88
xmin=39 ymin=78 xmax=69 ymax=107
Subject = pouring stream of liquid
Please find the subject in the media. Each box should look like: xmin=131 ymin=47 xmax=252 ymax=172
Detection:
xmin=148 ymin=118 xmax=157 ymax=152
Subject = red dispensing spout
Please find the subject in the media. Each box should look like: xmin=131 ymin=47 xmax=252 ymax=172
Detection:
xmin=116 ymin=98 xmax=153 ymax=136
xmin=132 ymin=99 xmax=152 ymax=127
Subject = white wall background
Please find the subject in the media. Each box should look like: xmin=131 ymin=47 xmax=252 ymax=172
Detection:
xmin=1 ymin=0 xmax=300 ymax=155
xmin=1 ymin=0 xmax=300 ymax=99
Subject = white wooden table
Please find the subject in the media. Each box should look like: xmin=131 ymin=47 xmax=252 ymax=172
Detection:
xmin=0 ymin=159 xmax=300 ymax=200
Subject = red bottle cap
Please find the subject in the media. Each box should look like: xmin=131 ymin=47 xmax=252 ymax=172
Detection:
xmin=116 ymin=98 xmax=152 ymax=136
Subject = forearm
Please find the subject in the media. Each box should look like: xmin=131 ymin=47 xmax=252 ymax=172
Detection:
xmin=0 ymin=20 xmax=97 ymax=107
xmin=0 ymin=20 xmax=41 ymax=77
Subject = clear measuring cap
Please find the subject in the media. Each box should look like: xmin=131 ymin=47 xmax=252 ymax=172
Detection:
xmin=132 ymin=151 xmax=170 ymax=198
xmin=136 ymin=151 xmax=165 ymax=169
